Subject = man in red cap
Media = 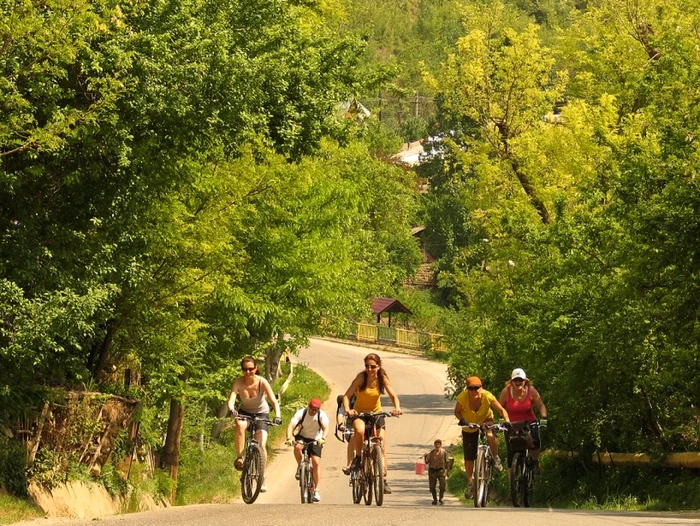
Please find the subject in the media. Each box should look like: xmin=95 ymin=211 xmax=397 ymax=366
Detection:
xmin=285 ymin=398 xmax=330 ymax=502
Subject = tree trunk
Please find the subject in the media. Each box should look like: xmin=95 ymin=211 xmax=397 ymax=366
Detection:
xmin=161 ymin=397 xmax=185 ymax=502
xmin=265 ymin=339 xmax=285 ymax=383
xmin=88 ymin=321 xmax=117 ymax=379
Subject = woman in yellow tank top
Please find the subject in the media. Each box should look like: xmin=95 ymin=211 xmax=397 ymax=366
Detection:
xmin=342 ymin=353 xmax=402 ymax=494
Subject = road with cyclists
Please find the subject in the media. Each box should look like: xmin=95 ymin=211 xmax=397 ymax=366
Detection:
xmin=15 ymin=339 xmax=700 ymax=525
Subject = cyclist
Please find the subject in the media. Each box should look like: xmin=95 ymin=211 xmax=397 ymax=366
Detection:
xmin=285 ymin=398 xmax=330 ymax=502
xmin=499 ymin=368 xmax=547 ymax=475
xmin=336 ymin=394 xmax=355 ymax=469
xmin=227 ymin=355 xmax=282 ymax=493
xmin=454 ymin=376 xmax=510 ymax=497
xmin=342 ymin=353 xmax=402 ymax=494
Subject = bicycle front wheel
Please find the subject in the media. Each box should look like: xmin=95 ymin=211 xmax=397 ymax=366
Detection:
xmin=510 ymin=452 xmax=526 ymax=507
xmin=363 ymin=453 xmax=373 ymax=506
xmin=299 ymin=462 xmax=308 ymax=503
xmin=523 ymin=457 xmax=534 ymax=507
xmin=241 ymin=445 xmax=264 ymax=504
xmin=351 ymin=470 xmax=362 ymax=504
xmin=371 ymin=444 xmax=385 ymax=506
xmin=473 ymin=448 xmax=487 ymax=507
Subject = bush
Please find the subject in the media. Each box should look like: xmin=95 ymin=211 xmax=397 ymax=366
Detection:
xmin=0 ymin=438 xmax=28 ymax=496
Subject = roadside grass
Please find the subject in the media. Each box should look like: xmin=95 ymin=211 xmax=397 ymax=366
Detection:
xmin=0 ymin=494 xmax=44 ymax=525
xmin=175 ymin=362 xmax=330 ymax=505
xmin=446 ymin=442 xmax=700 ymax=511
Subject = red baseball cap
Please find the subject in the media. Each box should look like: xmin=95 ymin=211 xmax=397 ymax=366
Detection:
xmin=309 ymin=398 xmax=322 ymax=409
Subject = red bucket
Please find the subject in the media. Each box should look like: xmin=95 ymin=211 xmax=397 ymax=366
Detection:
xmin=415 ymin=460 xmax=426 ymax=475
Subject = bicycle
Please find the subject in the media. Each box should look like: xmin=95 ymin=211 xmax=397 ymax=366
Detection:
xmin=235 ymin=414 xmax=279 ymax=504
xmin=508 ymin=420 xmax=543 ymax=508
xmin=349 ymin=411 xmax=395 ymax=507
xmin=463 ymin=422 xmax=508 ymax=508
xmin=291 ymin=439 xmax=321 ymax=504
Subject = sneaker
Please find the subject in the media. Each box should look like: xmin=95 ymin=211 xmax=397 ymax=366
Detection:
xmin=295 ymin=465 xmax=301 ymax=480
xmin=383 ymin=480 xmax=392 ymax=494
xmin=313 ymin=489 xmax=321 ymax=502
xmin=234 ymin=457 xmax=244 ymax=471
xmin=432 ymin=499 xmax=437 ymax=505
xmin=493 ymin=456 xmax=503 ymax=472
xmin=338 ymin=424 xmax=346 ymax=432
xmin=439 ymin=500 xmax=444 ymax=505
xmin=464 ymin=484 xmax=473 ymax=499
xmin=260 ymin=484 xmax=267 ymax=493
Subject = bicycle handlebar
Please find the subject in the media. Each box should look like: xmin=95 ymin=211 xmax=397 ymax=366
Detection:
xmin=354 ymin=411 xmax=398 ymax=418
xmin=458 ymin=421 xmax=509 ymax=432
xmin=234 ymin=415 xmax=280 ymax=426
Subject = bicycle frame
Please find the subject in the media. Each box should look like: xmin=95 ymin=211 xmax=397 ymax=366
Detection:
xmin=509 ymin=421 xmax=539 ymax=508
xmin=297 ymin=440 xmax=317 ymax=504
xmin=464 ymin=423 xmax=507 ymax=508
xmin=350 ymin=412 xmax=393 ymax=507
xmin=235 ymin=415 xmax=277 ymax=505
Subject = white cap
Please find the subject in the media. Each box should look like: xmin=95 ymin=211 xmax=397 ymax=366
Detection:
xmin=511 ymin=368 xmax=527 ymax=380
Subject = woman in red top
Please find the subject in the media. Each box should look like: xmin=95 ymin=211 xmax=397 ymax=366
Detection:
xmin=499 ymin=368 xmax=548 ymax=475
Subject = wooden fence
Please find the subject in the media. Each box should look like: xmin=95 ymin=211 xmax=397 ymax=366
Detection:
xmin=352 ymin=323 xmax=448 ymax=353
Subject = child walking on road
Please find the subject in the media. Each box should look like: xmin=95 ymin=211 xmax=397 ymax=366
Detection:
xmin=424 ymin=439 xmax=452 ymax=505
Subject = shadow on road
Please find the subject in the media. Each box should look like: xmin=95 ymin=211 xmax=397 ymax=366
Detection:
xmin=396 ymin=394 xmax=454 ymax=416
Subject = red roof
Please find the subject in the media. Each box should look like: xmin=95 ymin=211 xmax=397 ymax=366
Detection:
xmin=371 ymin=297 xmax=412 ymax=315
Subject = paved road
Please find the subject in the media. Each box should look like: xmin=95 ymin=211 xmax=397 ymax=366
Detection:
xmin=16 ymin=339 xmax=700 ymax=525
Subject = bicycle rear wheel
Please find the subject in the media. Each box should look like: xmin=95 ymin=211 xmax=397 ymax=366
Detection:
xmin=473 ymin=448 xmax=487 ymax=507
xmin=371 ymin=444 xmax=385 ymax=506
xmin=241 ymin=445 xmax=264 ymax=504
xmin=510 ymin=452 xmax=526 ymax=507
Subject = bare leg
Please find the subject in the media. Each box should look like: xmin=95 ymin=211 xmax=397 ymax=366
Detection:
xmin=311 ymin=455 xmax=321 ymax=489
xmin=464 ymin=459 xmax=474 ymax=484
xmin=234 ymin=420 xmax=248 ymax=459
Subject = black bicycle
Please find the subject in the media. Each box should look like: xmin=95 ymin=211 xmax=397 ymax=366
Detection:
xmin=235 ymin=415 xmax=279 ymax=504
xmin=350 ymin=411 xmax=395 ymax=507
xmin=463 ymin=422 xmax=508 ymax=507
xmin=508 ymin=420 xmax=543 ymax=508
xmin=294 ymin=439 xmax=320 ymax=504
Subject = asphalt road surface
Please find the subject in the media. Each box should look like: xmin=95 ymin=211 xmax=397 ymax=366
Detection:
xmin=15 ymin=339 xmax=700 ymax=526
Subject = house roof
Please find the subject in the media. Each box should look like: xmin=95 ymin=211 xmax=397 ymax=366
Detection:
xmin=371 ymin=297 xmax=412 ymax=316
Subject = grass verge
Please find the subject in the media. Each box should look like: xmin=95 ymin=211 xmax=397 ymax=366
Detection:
xmin=446 ymin=442 xmax=700 ymax=511
xmin=0 ymin=494 xmax=44 ymax=525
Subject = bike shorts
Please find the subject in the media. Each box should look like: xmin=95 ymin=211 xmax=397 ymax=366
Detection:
xmin=294 ymin=436 xmax=323 ymax=458
xmin=461 ymin=430 xmax=480 ymax=461
xmin=238 ymin=410 xmax=270 ymax=432
xmin=505 ymin=423 xmax=540 ymax=467
xmin=348 ymin=414 xmax=386 ymax=429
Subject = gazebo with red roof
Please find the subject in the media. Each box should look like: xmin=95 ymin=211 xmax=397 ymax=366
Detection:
xmin=371 ymin=297 xmax=412 ymax=328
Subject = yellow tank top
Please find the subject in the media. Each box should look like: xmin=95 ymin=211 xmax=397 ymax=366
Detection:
xmin=354 ymin=385 xmax=382 ymax=413
xmin=456 ymin=389 xmax=496 ymax=433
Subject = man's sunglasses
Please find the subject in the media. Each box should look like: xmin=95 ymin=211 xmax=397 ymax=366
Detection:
xmin=467 ymin=385 xmax=481 ymax=391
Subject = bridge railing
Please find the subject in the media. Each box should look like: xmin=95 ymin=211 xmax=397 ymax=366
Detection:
xmin=351 ymin=323 xmax=447 ymax=353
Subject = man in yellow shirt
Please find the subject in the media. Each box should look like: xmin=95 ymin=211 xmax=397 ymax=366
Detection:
xmin=454 ymin=376 xmax=510 ymax=496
